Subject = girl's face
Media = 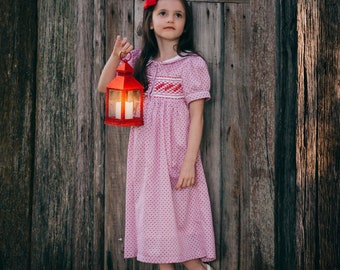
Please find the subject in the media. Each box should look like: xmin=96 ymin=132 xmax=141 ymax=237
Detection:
xmin=150 ymin=0 xmax=186 ymax=43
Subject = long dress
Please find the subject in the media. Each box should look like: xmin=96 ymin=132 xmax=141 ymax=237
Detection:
xmin=124 ymin=50 xmax=216 ymax=264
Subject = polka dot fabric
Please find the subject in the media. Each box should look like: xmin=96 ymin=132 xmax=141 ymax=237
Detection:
xmin=124 ymin=51 xmax=216 ymax=264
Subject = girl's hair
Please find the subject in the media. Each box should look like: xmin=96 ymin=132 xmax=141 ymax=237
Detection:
xmin=134 ymin=0 xmax=198 ymax=89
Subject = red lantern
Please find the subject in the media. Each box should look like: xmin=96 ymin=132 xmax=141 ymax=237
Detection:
xmin=104 ymin=54 xmax=144 ymax=126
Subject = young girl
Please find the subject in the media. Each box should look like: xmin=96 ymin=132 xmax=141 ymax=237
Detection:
xmin=98 ymin=0 xmax=216 ymax=269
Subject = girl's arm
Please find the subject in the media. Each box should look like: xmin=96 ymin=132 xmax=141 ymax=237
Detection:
xmin=97 ymin=35 xmax=133 ymax=93
xmin=175 ymin=99 xmax=205 ymax=190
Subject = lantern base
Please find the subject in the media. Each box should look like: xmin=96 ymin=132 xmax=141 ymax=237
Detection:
xmin=104 ymin=118 xmax=143 ymax=127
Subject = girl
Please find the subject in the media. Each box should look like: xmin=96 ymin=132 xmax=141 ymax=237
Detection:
xmin=98 ymin=0 xmax=216 ymax=269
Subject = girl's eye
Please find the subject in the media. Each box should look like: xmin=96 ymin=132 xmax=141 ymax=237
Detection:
xmin=159 ymin=11 xmax=167 ymax=16
xmin=175 ymin=13 xmax=183 ymax=18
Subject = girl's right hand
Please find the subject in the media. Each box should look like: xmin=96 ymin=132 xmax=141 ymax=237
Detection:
xmin=112 ymin=35 xmax=134 ymax=59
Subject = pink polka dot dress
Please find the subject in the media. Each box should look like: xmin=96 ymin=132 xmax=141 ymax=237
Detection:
xmin=124 ymin=50 xmax=216 ymax=264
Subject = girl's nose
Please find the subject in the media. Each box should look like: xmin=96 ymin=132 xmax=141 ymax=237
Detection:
xmin=168 ymin=15 xmax=175 ymax=23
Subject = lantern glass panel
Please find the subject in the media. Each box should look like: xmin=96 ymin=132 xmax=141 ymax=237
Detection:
xmin=127 ymin=90 xmax=141 ymax=118
xmin=108 ymin=90 xmax=121 ymax=118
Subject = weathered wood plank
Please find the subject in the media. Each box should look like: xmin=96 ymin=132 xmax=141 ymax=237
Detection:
xmin=73 ymin=0 xmax=96 ymax=268
xmin=32 ymin=0 xmax=100 ymax=267
xmin=275 ymin=0 xmax=298 ymax=269
xmin=31 ymin=0 xmax=76 ymax=268
xmin=0 ymin=1 xmax=37 ymax=269
xmin=249 ymin=0 xmax=276 ymax=268
xmin=93 ymin=0 xmax=106 ymax=268
xmin=296 ymin=0 xmax=340 ymax=269
xmin=104 ymin=1 xmax=134 ymax=269
xmin=218 ymin=3 xmax=251 ymax=270
xmin=316 ymin=2 xmax=340 ymax=268
xmin=296 ymin=1 xmax=319 ymax=269
xmin=192 ymin=3 xmax=223 ymax=270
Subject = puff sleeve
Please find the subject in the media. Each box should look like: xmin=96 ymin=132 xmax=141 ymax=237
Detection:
xmin=182 ymin=55 xmax=211 ymax=104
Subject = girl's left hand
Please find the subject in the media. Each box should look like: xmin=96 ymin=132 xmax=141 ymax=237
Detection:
xmin=175 ymin=161 xmax=196 ymax=190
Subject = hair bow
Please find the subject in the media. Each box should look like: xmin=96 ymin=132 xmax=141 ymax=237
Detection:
xmin=144 ymin=0 xmax=157 ymax=10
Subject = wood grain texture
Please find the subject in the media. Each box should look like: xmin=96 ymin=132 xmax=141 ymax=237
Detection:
xmin=73 ymin=0 xmax=96 ymax=268
xmin=296 ymin=0 xmax=340 ymax=269
xmin=249 ymin=0 xmax=276 ymax=268
xmin=93 ymin=0 xmax=106 ymax=268
xmin=219 ymin=3 xmax=251 ymax=270
xmin=31 ymin=0 xmax=99 ymax=268
xmin=31 ymin=0 xmax=76 ymax=267
xmin=296 ymin=1 xmax=319 ymax=269
xmin=316 ymin=2 xmax=340 ymax=268
xmin=0 ymin=1 xmax=37 ymax=269
xmin=31 ymin=0 xmax=76 ymax=268
xmin=275 ymin=0 xmax=298 ymax=269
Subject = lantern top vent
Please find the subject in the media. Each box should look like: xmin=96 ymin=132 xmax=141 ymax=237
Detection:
xmin=116 ymin=60 xmax=134 ymax=74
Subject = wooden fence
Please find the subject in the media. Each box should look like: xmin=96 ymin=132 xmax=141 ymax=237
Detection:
xmin=0 ymin=0 xmax=339 ymax=269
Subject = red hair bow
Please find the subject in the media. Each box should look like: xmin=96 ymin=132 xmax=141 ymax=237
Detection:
xmin=144 ymin=0 xmax=157 ymax=10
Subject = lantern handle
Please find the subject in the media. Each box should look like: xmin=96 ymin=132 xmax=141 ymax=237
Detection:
xmin=120 ymin=52 xmax=132 ymax=63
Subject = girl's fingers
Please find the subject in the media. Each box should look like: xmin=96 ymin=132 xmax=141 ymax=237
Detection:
xmin=175 ymin=179 xmax=182 ymax=190
xmin=123 ymin=43 xmax=133 ymax=53
xmin=120 ymin=37 xmax=128 ymax=47
xmin=186 ymin=178 xmax=194 ymax=187
xmin=119 ymin=38 xmax=133 ymax=57
xmin=114 ymin=35 xmax=123 ymax=48
xmin=175 ymin=177 xmax=195 ymax=190
xmin=176 ymin=178 xmax=186 ymax=190
xmin=113 ymin=36 xmax=133 ymax=58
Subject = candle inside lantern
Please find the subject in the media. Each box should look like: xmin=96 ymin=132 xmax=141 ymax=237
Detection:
xmin=125 ymin=101 xmax=133 ymax=119
xmin=116 ymin=101 xmax=134 ymax=119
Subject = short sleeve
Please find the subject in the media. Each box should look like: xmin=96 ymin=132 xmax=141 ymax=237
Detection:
xmin=182 ymin=55 xmax=211 ymax=104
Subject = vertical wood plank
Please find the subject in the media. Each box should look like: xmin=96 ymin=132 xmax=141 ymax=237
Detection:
xmin=249 ymin=0 xmax=276 ymax=268
xmin=73 ymin=0 xmax=96 ymax=268
xmin=0 ymin=1 xmax=37 ymax=269
xmin=32 ymin=0 xmax=99 ymax=267
xmin=219 ymin=3 xmax=252 ymax=270
xmin=296 ymin=0 xmax=340 ymax=269
xmin=192 ymin=3 xmax=223 ymax=270
xmin=296 ymin=1 xmax=319 ymax=269
xmin=316 ymin=2 xmax=340 ymax=268
xmin=277 ymin=1 xmax=339 ymax=269
xmin=31 ymin=0 xmax=76 ymax=268
xmin=275 ymin=0 xmax=298 ymax=269
xmin=93 ymin=0 xmax=106 ymax=269
xmin=104 ymin=1 xmax=134 ymax=269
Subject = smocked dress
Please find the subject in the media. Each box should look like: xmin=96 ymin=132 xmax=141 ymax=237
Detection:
xmin=124 ymin=50 xmax=216 ymax=264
